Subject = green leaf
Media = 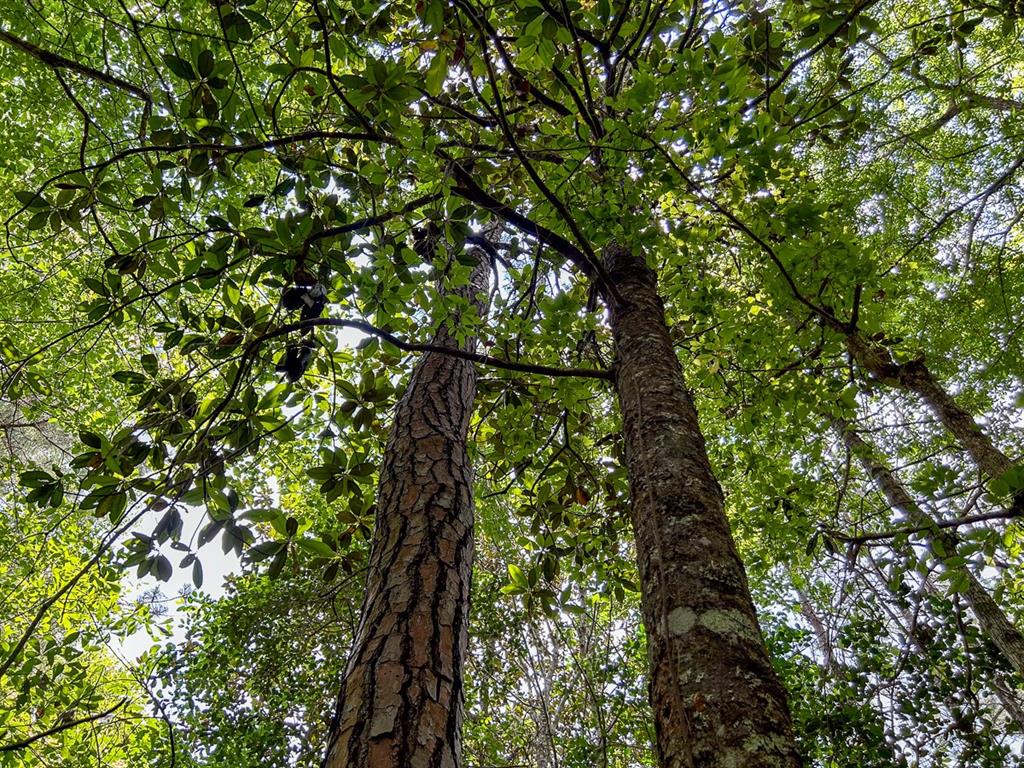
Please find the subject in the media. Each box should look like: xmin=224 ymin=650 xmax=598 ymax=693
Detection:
xmin=508 ymin=563 xmax=528 ymax=588
xmin=154 ymin=555 xmax=173 ymax=582
xmin=112 ymin=370 xmax=147 ymax=385
xmin=19 ymin=470 xmax=53 ymax=488
xmin=242 ymin=508 xmax=285 ymax=524
xmin=422 ymin=0 xmax=445 ymax=31
xmin=296 ymin=538 xmax=335 ymax=559
xmin=425 ymin=52 xmax=448 ymax=96
xmin=197 ymin=50 xmax=215 ymax=78
xmin=268 ymin=547 xmax=288 ymax=578
xmin=163 ymin=54 xmax=197 ymax=80
xmin=27 ymin=211 xmax=50 ymax=230
xmin=15 ymin=190 xmax=48 ymax=210
xmin=247 ymin=541 xmax=285 ymax=562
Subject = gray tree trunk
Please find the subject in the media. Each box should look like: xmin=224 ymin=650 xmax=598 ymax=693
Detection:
xmin=605 ymin=245 xmax=801 ymax=768
xmin=838 ymin=421 xmax=1024 ymax=693
xmin=844 ymin=333 xmax=1016 ymax=481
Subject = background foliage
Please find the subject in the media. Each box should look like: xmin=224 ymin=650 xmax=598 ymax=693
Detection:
xmin=1 ymin=0 xmax=1023 ymax=765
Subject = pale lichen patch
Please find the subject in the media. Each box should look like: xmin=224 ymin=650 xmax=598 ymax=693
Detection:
xmin=699 ymin=607 xmax=761 ymax=643
xmin=666 ymin=606 xmax=760 ymax=644
xmin=667 ymin=606 xmax=697 ymax=634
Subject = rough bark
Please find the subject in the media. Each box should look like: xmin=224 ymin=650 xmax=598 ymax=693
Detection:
xmin=322 ymin=255 xmax=489 ymax=768
xmin=605 ymin=244 xmax=800 ymax=768
xmin=838 ymin=422 xmax=1024 ymax=688
xmin=844 ymin=332 xmax=1016 ymax=481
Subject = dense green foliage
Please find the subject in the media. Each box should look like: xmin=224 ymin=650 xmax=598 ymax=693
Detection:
xmin=1 ymin=0 xmax=1023 ymax=765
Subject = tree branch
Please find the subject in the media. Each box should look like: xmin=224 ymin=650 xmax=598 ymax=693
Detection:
xmin=11 ymin=130 xmax=393 ymax=223
xmin=258 ymin=317 xmax=614 ymax=380
xmin=834 ymin=508 xmax=1023 ymax=546
xmin=0 ymin=699 xmax=128 ymax=752
xmin=0 ymin=28 xmax=150 ymax=102
xmin=747 ymin=0 xmax=880 ymax=110
xmin=446 ymin=160 xmax=591 ymax=273
xmin=304 ymin=192 xmax=443 ymax=248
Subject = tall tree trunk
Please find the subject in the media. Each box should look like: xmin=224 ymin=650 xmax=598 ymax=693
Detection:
xmin=604 ymin=245 xmax=800 ymax=768
xmin=838 ymin=421 xmax=1024 ymax=689
xmin=844 ymin=332 xmax=1016 ymax=481
xmin=323 ymin=254 xmax=489 ymax=768
xmin=991 ymin=676 xmax=1024 ymax=731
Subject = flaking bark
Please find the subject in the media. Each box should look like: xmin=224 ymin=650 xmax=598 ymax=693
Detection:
xmin=605 ymin=245 xmax=801 ymax=768
xmin=323 ymin=254 xmax=489 ymax=768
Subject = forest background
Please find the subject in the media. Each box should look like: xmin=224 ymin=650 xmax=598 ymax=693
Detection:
xmin=1 ymin=0 xmax=1024 ymax=766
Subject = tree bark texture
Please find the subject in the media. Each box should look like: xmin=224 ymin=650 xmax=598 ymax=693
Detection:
xmin=323 ymin=255 xmax=489 ymax=768
xmin=605 ymin=245 xmax=801 ymax=768
xmin=839 ymin=422 xmax=1024 ymax=689
xmin=844 ymin=333 xmax=1016 ymax=481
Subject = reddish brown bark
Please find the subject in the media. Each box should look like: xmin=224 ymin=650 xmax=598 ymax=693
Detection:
xmin=605 ymin=245 xmax=800 ymax=768
xmin=323 ymin=256 xmax=488 ymax=768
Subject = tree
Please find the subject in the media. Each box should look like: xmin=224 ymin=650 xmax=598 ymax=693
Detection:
xmin=323 ymin=241 xmax=489 ymax=767
xmin=0 ymin=400 xmax=167 ymax=766
xmin=604 ymin=245 xmax=798 ymax=766
xmin=837 ymin=420 xmax=1024 ymax=686
xmin=2 ymin=0 xmax=1024 ymax=766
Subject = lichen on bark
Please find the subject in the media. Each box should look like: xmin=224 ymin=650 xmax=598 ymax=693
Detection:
xmin=605 ymin=244 xmax=801 ymax=768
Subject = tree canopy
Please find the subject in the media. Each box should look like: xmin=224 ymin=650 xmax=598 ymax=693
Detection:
xmin=1 ymin=0 xmax=1023 ymax=765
